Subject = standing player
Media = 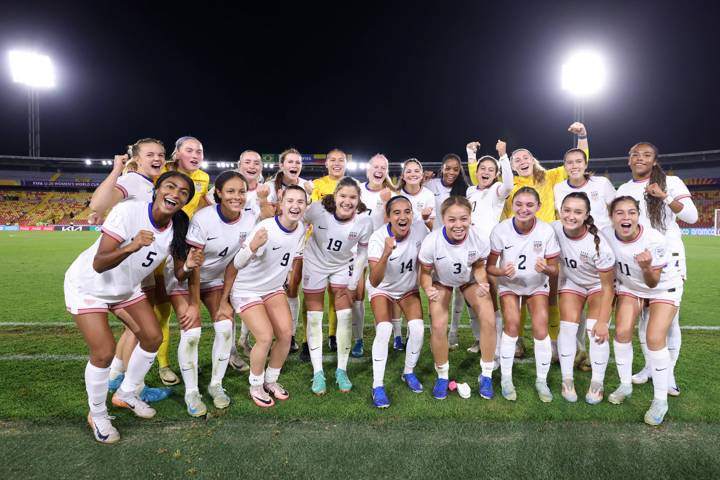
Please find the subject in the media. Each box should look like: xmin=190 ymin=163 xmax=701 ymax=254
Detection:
xmin=616 ymin=143 xmax=698 ymax=396
xmin=486 ymin=187 xmax=561 ymax=402
xmin=465 ymin=140 xmax=514 ymax=355
xmin=367 ymin=196 xmax=429 ymax=407
xmin=604 ymin=196 xmax=683 ymax=426
xmin=303 ymin=177 xmax=373 ymax=394
xmin=216 ymin=185 xmax=308 ymax=407
xmin=552 ymin=193 xmax=616 ymax=404
xmin=418 ymin=197 xmax=497 ymax=400
xmin=64 ymin=171 xmax=194 ymax=443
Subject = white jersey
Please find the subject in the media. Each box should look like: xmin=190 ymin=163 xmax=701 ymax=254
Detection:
xmin=400 ymin=186 xmax=436 ymax=224
xmin=368 ymin=222 xmax=429 ymax=295
xmin=418 ymin=227 xmax=490 ymax=287
xmin=115 ymin=171 xmax=155 ymax=202
xmin=425 ymin=178 xmax=452 ymax=230
xmin=185 ymin=204 xmax=258 ymax=284
xmin=65 ymin=201 xmax=174 ymax=303
xmin=603 ymin=225 xmax=682 ymax=297
xmin=554 ymin=176 xmax=616 ymax=229
xmin=489 ymin=218 xmax=561 ymax=293
xmin=360 ymin=182 xmax=388 ymax=230
xmin=206 ymin=182 xmax=262 ymax=216
xmin=267 ymin=177 xmax=311 ymax=204
xmin=303 ymin=202 xmax=373 ymax=272
xmin=467 ymin=182 xmax=508 ymax=241
xmin=231 ymin=216 xmax=305 ymax=295
xmin=551 ymin=221 xmax=615 ymax=289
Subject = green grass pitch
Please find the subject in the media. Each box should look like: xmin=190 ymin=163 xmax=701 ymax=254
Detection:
xmin=1 ymin=232 xmax=719 ymax=478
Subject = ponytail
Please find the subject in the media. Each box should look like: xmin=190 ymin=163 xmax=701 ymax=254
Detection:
xmin=645 ymin=163 xmax=668 ymax=232
xmin=586 ymin=214 xmax=600 ymax=256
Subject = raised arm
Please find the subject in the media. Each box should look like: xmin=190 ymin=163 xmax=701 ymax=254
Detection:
xmin=496 ymin=140 xmax=514 ymax=198
xmin=568 ymin=122 xmax=589 ymax=157
xmin=368 ymin=236 xmax=395 ymax=288
xmin=466 ymin=141 xmax=481 ymax=186
xmin=88 ymin=155 xmax=128 ymax=217
xmin=92 ymin=229 xmax=153 ymax=273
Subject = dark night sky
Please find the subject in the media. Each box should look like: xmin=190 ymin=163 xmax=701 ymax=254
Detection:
xmin=1 ymin=1 xmax=718 ymax=163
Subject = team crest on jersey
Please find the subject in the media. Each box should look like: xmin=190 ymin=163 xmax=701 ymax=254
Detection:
xmin=194 ymin=181 xmax=203 ymax=192
xmin=654 ymin=246 xmax=666 ymax=258
xmin=533 ymin=241 xmax=543 ymax=252
xmin=590 ymin=190 xmax=600 ymax=201
xmin=349 ymin=231 xmax=358 ymax=240
xmin=468 ymin=250 xmax=479 ymax=261
xmin=238 ymin=232 xmax=248 ymax=245
xmin=580 ymin=250 xmax=591 ymax=262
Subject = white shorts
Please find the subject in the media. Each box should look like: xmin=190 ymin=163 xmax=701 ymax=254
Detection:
xmin=141 ymin=272 xmax=156 ymax=292
xmin=558 ymin=275 xmax=602 ymax=299
xmin=670 ymin=251 xmax=687 ymax=280
xmin=367 ymin=282 xmax=419 ymax=303
xmin=65 ymin=281 xmax=146 ymax=315
xmin=498 ymin=281 xmax=550 ymax=298
xmin=230 ymin=289 xmax=286 ymax=313
xmin=616 ymin=283 xmax=684 ymax=307
xmin=302 ymin=262 xmax=354 ymax=293
xmin=164 ymin=265 xmax=189 ymax=297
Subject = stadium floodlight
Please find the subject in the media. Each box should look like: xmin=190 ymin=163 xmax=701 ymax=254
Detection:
xmin=201 ymin=161 xmax=208 ymax=169
xmin=561 ymin=50 xmax=606 ymax=97
xmin=8 ymin=50 xmax=55 ymax=88
xmin=84 ymin=159 xmax=92 ymax=166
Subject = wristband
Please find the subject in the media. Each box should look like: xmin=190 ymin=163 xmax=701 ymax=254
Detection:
xmin=577 ymin=134 xmax=587 ymax=139
xmin=663 ymin=195 xmax=674 ymax=205
xmin=182 ymin=263 xmax=192 ymax=273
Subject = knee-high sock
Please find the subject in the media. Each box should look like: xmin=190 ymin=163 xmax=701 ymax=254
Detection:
xmin=328 ymin=291 xmax=337 ymax=337
xmin=404 ymin=319 xmax=424 ymax=374
xmin=558 ymin=321 xmax=579 ymax=380
xmin=500 ymin=333 xmax=518 ymax=379
xmin=301 ymin=298 xmax=308 ymax=341
xmin=468 ymin=308 xmax=481 ymax=341
xmin=614 ymin=340 xmax=633 ymax=385
xmin=638 ymin=305 xmax=650 ymax=371
xmin=307 ymin=311 xmax=324 ymax=374
xmin=667 ymin=309 xmax=681 ymax=387
xmin=548 ymin=304 xmax=560 ymax=341
xmin=119 ymin=344 xmax=157 ymax=395
xmin=109 ymin=356 xmax=125 ymax=381
xmin=450 ymin=288 xmax=464 ymax=333
xmin=336 ymin=308 xmax=352 ymax=370
xmin=154 ymin=302 xmax=172 ymax=368
xmin=576 ymin=313 xmax=587 ymax=352
xmin=352 ymin=300 xmax=365 ymax=341
xmin=585 ymin=319 xmax=609 ymax=385
xmin=86 ymin=362 xmax=110 ymax=416
xmin=534 ymin=335 xmax=552 ymax=381
xmin=287 ymin=297 xmax=299 ymax=336
xmin=211 ymin=320 xmax=233 ymax=387
xmin=434 ymin=361 xmax=449 ymax=380
xmin=391 ymin=318 xmax=402 ymax=337
xmin=372 ymin=322 xmax=392 ymax=387
xmin=494 ymin=310 xmax=503 ymax=356
xmin=178 ymin=327 xmax=201 ymax=395
xmin=648 ymin=347 xmax=670 ymax=401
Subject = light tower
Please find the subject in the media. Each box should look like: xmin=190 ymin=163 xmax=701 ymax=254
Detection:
xmin=562 ymin=50 xmax=606 ymax=143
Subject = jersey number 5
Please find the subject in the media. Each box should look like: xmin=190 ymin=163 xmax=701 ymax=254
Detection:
xmin=141 ymin=251 xmax=157 ymax=267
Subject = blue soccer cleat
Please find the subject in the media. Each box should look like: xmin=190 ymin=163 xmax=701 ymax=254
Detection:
xmin=108 ymin=373 xmax=124 ymax=393
xmin=479 ymin=375 xmax=494 ymax=400
xmin=432 ymin=378 xmax=449 ymax=400
xmin=372 ymin=386 xmax=390 ymax=408
xmin=401 ymin=373 xmax=424 ymax=393
xmin=140 ymin=386 xmax=173 ymax=403
xmin=351 ymin=339 xmax=364 ymax=358
xmin=393 ymin=336 xmax=404 ymax=352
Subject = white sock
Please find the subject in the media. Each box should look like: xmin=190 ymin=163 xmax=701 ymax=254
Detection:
xmin=404 ymin=319 xmax=424 ymax=374
xmin=667 ymin=309 xmax=681 ymax=388
xmin=372 ymin=322 xmax=392 ymax=388
xmin=500 ymin=332 xmax=517 ymax=379
xmin=230 ymin=319 xmax=237 ymax=354
xmin=119 ymin=344 xmax=157 ymax=395
xmin=494 ymin=310 xmax=503 ymax=355
xmin=534 ymin=335 xmax=552 ymax=382
xmin=614 ymin=340 xmax=633 ymax=385
xmin=85 ymin=362 xmax=110 ymax=416
xmin=480 ymin=361 xmax=494 ymax=378
xmin=108 ymin=356 xmax=125 ymax=380
xmin=265 ymin=366 xmax=281 ymax=384
xmin=240 ymin=320 xmax=249 ymax=343
xmin=468 ymin=307 xmax=480 ymax=341
xmin=307 ymin=311 xmax=324 ymax=374
xmin=585 ymin=319 xmax=609 ymax=385
xmin=558 ymin=321 xmax=579 ymax=380
xmin=576 ymin=314 xmax=587 ymax=352
xmin=391 ymin=318 xmax=402 ymax=337
xmin=178 ymin=327 xmax=201 ymax=395
xmin=648 ymin=347 xmax=670 ymax=401
xmin=210 ymin=320 xmax=232 ymax=387
xmin=248 ymin=371 xmax=264 ymax=386
xmin=336 ymin=308 xmax=352 ymax=370
xmin=288 ymin=297 xmax=299 ymax=335
xmin=638 ymin=306 xmax=649 ymax=372
xmin=435 ymin=361 xmax=449 ymax=380
xmin=352 ymin=300 xmax=365 ymax=341
xmin=450 ymin=288 xmax=464 ymax=333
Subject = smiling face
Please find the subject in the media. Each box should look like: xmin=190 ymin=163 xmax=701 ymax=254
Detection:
xmin=175 ymin=139 xmax=203 ymax=172
xmin=560 ymin=197 xmax=589 ymax=233
xmin=402 ymin=161 xmax=423 ymax=187
xmin=388 ymin=198 xmax=413 ymax=237
xmin=367 ymin=155 xmax=388 ymax=187
xmin=281 ymin=153 xmax=303 ymax=183
xmin=238 ymin=151 xmax=262 ymax=182
xmin=441 ymin=158 xmax=460 ymax=186
xmin=135 ymin=142 xmax=166 ymax=178
xmin=334 ymin=185 xmax=360 ymax=219
xmin=325 ymin=150 xmax=347 ymax=180
xmin=512 ymin=192 xmax=540 ymax=222
xmin=217 ymin=177 xmax=247 ymax=215
xmin=564 ymin=151 xmax=587 ymax=181
xmin=280 ymin=188 xmax=308 ymax=223
xmin=154 ymin=176 xmax=191 ymax=215
xmin=628 ymin=144 xmax=657 ymax=179
xmin=476 ymin=158 xmax=498 ymax=188
xmin=511 ymin=149 xmax=534 ymax=177
xmin=612 ymin=199 xmax=640 ymax=239
xmin=442 ymin=204 xmax=471 ymax=241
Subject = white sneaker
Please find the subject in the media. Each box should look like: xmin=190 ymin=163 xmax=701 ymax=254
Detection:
xmin=585 ymin=381 xmax=604 ymax=405
xmin=87 ymin=413 xmax=120 ymax=444
xmin=535 ymin=379 xmax=553 ymax=403
xmin=448 ymin=331 xmax=459 ymax=350
xmin=112 ymin=390 xmax=156 ymax=419
xmin=228 ymin=350 xmax=250 ymax=372
xmin=185 ymin=390 xmax=208 ymax=417
xmin=608 ymin=383 xmax=633 ymax=405
xmin=561 ymin=378 xmax=577 ymax=403
xmin=631 ymin=367 xmax=650 ymax=385
xmin=466 ymin=340 xmax=480 ymax=353
xmin=668 ymin=385 xmax=681 ymax=397
xmin=208 ymin=383 xmax=231 ymax=409
xmin=501 ymin=377 xmax=517 ymax=401
xmin=644 ymin=399 xmax=669 ymax=426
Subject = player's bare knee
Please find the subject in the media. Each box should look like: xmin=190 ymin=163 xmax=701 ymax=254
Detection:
xmin=91 ymin=349 xmax=115 ymax=368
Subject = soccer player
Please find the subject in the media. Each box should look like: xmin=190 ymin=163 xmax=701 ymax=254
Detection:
xmin=616 ymin=143 xmax=698 ymax=396
xmin=367 ymin=196 xmax=429 ymax=407
xmin=165 ymin=171 xmax=259 ymax=415
xmin=486 ymin=187 xmax=561 ymax=402
xmin=552 ymin=193 xmax=616 ymax=404
xmin=64 ymin=171 xmax=194 ymax=443
xmin=465 ymin=140 xmax=514 ymax=355
xmin=418 ymin=196 xmax=496 ymax=400
xmin=604 ymin=196 xmax=683 ymax=426
xmin=397 ymin=159 xmax=435 ymax=230
xmin=216 ymin=185 xmax=308 ymax=407
xmin=303 ymin=177 xmax=373 ymax=394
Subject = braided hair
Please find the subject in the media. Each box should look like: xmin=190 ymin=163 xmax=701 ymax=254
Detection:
xmin=562 ymin=192 xmax=600 ymax=255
